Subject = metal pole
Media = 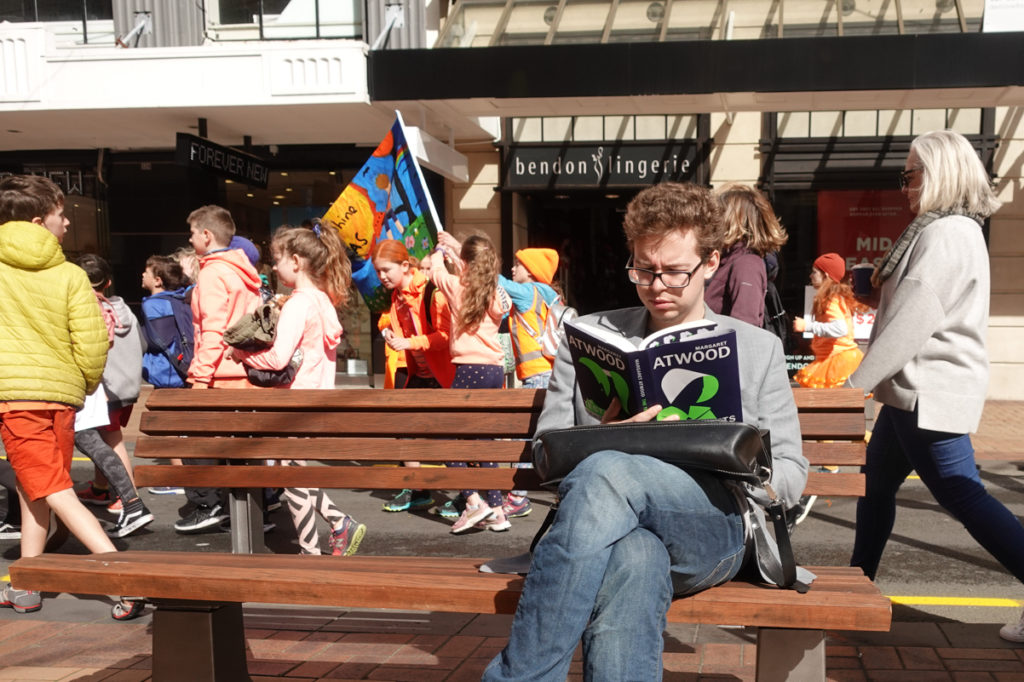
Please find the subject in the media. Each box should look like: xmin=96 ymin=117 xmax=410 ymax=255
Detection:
xmin=258 ymin=0 xmax=265 ymax=40
xmin=82 ymin=0 xmax=88 ymax=44
xmin=315 ymin=0 xmax=321 ymax=38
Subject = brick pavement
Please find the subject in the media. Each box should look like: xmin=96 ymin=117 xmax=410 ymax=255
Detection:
xmin=1 ymin=399 xmax=1022 ymax=681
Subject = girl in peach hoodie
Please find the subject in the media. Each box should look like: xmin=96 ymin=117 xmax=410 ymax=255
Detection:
xmin=426 ymin=233 xmax=512 ymax=534
xmin=232 ymin=223 xmax=366 ymax=556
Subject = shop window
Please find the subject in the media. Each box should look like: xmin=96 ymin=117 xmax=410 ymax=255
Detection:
xmin=0 ymin=0 xmax=112 ymax=22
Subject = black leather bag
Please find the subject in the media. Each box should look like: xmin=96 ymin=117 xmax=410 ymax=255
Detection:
xmin=536 ymin=420 xmax=771 ymax=487
xmin=535 ymin=420 xmax=806 ymax=591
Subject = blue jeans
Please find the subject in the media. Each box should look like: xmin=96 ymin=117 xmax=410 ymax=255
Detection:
xmin=483 ymin=450 xmax=746 ymax=681
xmin=521 ymin=372 xmax=551 ymax=389
xmin=851 ymin=405 xmax=1024 ymax=582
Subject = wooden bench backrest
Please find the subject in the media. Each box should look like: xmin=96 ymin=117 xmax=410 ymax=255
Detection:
xmin=134 ymin=387 xmax=866 ymax=497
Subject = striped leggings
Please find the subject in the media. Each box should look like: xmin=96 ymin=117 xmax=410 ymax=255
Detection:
xmin=281 ymin=459 xmax=346 ymax=555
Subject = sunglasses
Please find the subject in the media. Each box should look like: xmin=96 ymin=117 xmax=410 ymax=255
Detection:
xmin=897 ymin=167 xmax=922 ymax=190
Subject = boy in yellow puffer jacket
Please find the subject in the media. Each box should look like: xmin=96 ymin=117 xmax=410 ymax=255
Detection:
xmin=0 ymin=175 xmax=135 ymax=618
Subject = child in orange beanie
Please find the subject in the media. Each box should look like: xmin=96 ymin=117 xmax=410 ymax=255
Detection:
xmin=793 ymin=253 xmax=864 ymax=388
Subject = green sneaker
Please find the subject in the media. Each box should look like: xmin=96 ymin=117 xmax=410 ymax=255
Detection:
xmin=383 ymin=489 xmax=413 ymax=512
xmin=439 ymin=499 xmax=463 ymax=520
xmin=409 ymin=491 xmax=434 ymax=510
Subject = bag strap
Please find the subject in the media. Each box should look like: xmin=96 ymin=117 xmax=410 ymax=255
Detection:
xmin=757 ymin=485 xmax=808 ymax=592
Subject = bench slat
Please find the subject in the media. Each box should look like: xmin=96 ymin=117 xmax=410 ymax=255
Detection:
xmin=134 ymin=465 xmax=864 ymax=497
xmin=142 ymin=387 xmax=865 ymax=412
xmin=140 ymin=410 xmax=862 ymax=440
xmin=140 ymin=411 xmax=538 ymax=438
xmin=10 ymin=552 xmax=890 ymax=632
xmin=134 ymin=437 xmax=532 ymax=463
xmin=136 ymin=437 xmax=864 ymax=467
xmin=144 ymin=388 xmax=546 ymax=411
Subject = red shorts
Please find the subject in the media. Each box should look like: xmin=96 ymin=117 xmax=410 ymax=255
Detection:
xmin=98 ymin=404 xmax=134 ymax=433
xmin=0 ymin=408 xmax=75 ymax=501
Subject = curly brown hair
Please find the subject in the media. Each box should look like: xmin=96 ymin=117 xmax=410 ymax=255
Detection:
xmin=622 ymin=183 xmax=725 ymax=260
xmin=456 ymin=234 xmax=500 ymax=336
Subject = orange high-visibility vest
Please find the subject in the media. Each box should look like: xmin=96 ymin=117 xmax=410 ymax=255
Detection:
xmin=509 ymin=286 xmax=554 ymax=381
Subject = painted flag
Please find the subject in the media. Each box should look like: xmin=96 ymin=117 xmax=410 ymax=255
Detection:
xmin=322 ymin=112 xmax=443 ymax=312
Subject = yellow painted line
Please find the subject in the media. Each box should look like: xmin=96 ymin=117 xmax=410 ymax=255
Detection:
xmin=889 ymin=595 xmax=1021 ymax=608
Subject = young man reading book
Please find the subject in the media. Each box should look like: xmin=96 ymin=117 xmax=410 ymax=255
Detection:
xmin=483 ymin=182 xmax=808 ymax=681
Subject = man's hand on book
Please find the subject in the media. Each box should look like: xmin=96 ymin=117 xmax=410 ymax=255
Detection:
xmin=601 ymin=398 xmax=679 ymax=424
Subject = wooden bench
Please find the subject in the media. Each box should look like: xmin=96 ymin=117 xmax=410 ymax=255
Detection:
xmin=11 ymin=387 xmax=889 ymax=682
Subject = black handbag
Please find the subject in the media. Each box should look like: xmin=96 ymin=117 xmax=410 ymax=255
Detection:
xmin=535 ymin=420 xmax=805 ymax=591
xmin=537 ymin=420 xmax=771 ymax=487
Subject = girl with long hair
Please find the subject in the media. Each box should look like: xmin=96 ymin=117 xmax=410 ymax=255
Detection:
xmin=231 ymin=222 xmax=366 ymax=556
xmin=425 ymin=233 xmax=512 ymax=534
xmin=792 ymin=253 xmax=864 ymax=389
xmin=373 ymin=239 xmax=455 ymax=513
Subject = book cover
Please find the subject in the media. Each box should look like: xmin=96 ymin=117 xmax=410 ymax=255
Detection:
xmin=564 ymin=318 xmax=743 ymax=422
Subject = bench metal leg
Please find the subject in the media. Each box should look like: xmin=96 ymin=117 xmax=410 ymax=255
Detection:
xmin=755 ymin=628 xmax=825 ymax=682
xmin=151 ymin=600 xmax=251 ymax=682
xmin=229 ymin=487 xmax=264 ymax=554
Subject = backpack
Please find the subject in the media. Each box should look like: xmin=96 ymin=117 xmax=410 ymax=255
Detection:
xmin=142 ymin=290 xmax=195 ymax=383
xmin=540 ymin=297 xmax=578 ymax=361
xmin=762 ymin=280 xmax=793 ymax=355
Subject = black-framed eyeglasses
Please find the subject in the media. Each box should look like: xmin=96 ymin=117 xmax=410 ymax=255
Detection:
xmin=897 ymin=167 xmax=922 ymax=190
xmin=625 ymin=258 xmax=704 ymax=289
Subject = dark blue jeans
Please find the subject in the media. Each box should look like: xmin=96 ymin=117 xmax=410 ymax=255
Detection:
xmin=851 ymin=405 xmax=1024 ymax=582
xmin=483 ymin=451 xmax=745 ymax=681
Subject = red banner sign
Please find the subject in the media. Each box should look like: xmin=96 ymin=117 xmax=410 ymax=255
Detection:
xmin=816 ymin=190 xmax=915 ymax=272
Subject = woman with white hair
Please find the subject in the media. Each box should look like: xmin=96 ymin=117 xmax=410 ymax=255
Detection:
xmin=846 ymin=130 xmax=1024 ymax=641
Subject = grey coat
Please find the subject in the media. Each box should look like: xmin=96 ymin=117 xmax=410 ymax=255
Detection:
xmin=849 ymin=214 xmax=989 ymax=434
xmin=533 ymin=306 xmax=811 ymax=586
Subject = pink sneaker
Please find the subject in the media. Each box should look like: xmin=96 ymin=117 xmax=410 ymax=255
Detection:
xmin=476 ymin=510 xmax=511 ymax=532
xmin=450 ymin=504 xmax=494 ymax=534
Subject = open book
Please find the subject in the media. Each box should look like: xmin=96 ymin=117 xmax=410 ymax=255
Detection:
xmin=564 ymin=318 xmax=743 ymax=421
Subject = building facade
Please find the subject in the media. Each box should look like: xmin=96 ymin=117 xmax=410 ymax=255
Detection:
xmin=1 ymin=0 xmax=1022 ymax=396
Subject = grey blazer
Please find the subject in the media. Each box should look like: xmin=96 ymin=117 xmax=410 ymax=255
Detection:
xmin=533 ymin=306 xmax=811 ymax=587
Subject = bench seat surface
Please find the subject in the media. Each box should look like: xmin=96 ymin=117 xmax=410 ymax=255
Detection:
xmin=12 ymin=551 xmax=890 ymax=632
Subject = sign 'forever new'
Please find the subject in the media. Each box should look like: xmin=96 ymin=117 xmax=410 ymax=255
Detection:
xmin=176 ymin=133 xmax=269 ymax=189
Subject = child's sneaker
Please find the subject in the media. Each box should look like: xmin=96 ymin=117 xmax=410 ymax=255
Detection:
xmin=76 ymin=483 xmax=111 ymax=506
xmin=111 ymin=598 xmax=146 ymax=621
xmin=451 ymin=504 xmax=494 ymax=534
xmin=107 ymin=498 xmax=123 ymax=514
xmin=502 ymin=494 xmax=533 ymax=518
xmin=0 ymin=522 xmax=21 ymax=540
xmin=439 ymin=498 xmax=463 ymax=520
xmin=383 ymin=489 xmax=413 ymax=512
xmin=0 ymin=584 xmax=41 ymax=614
xmin=1001 ymin=609 xmax=1024 ymax=643
xmin=476 ymin=510 xmax=511 ymax=532
xmin=330 ymin=517 xmax=366 ymax=556
xmin=108 ymin=505 xmax=154 ymax=538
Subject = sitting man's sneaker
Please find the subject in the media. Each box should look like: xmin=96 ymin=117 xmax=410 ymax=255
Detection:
xmin=174 ymin=504 xmax=226 ymax=534
xmin=502 ymin=494 xmax=533 ymax=518
xmin=0 ymin=521 xmax=21 ymax=540
xmin=0 ymin=583 xmax=41 ymax=614
xmin=148 ymin=486 xmax=184 ymax=495
xmin=1001 ymin=610 xmax=1024 ymax=643
xmin=330 ymin=516 xmax=366 ymax=556
xmin=108 ymin=503 xmax=155 ymax=538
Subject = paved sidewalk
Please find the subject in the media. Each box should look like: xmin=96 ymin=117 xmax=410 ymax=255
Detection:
xmin=0 ymin=399 xmax=1022 ymax=681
